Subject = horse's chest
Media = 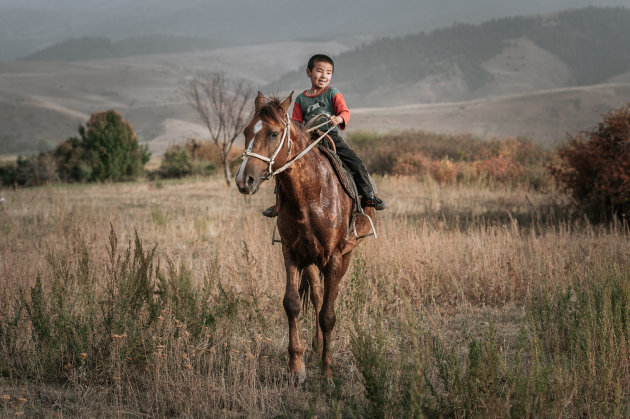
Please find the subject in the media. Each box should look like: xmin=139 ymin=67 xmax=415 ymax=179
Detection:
xmin=278 ymin=215 xmax=340 ymax=263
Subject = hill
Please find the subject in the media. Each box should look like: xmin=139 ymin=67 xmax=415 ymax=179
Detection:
xmin=269 ymin=7 xmax=630 ymax=106
xmin=20 ymin=35 xmax=218 ymax=61
xmin=2 ymin=7 xmax=630 ymax=156
xmin=0 ymin=41 xmax=348 ymax=155
xmin=349 ymin=82 xmax=630 ymax=146
xmin=5 ymin=0 xmax=627 ymax=62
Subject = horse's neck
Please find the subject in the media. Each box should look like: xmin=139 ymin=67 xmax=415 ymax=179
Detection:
xmin=277 ymin=131 xmax=328 ymax=202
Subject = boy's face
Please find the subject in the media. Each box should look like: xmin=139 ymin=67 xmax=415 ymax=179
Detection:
xmin=306 ymin=61 xmax=334 ymax=91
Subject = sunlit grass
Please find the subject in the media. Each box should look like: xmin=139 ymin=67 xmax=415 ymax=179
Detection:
xmin=0 ymin=175 xmax=628 ymax=416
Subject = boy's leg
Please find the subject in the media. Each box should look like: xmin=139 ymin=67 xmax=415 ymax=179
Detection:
xmin=330 ymin=132 xmax=386 ymax=210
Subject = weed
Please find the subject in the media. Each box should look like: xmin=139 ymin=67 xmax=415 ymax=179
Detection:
xmin=151 ymin=208 xmax=167 ymax=226
xmin=1 ymin=175 xmax=628 ymax=416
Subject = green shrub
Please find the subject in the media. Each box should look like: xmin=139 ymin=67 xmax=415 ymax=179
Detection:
xmin=550 ymin=103 xmax=630 ymax=221
xmin=0 ymin=227 xmax=237 ymax=383
xmin=0 ymin=153 xmax=59 ymax=187
xmin=1 ymin=110 xmax=149 ymax=187
xmin=54 ymin=136 xmax=94 ymax=182
xmin=156 ymin=142 xmax=217 ymax=179
xmin=158 ymin=148 xmax=193 ymax=178
xmin=81 ymin=111 xmax=150 ymax=181
xmin=54 ymin=110 xmax=150 ymax=183
xmin=0 ymin=162 xmax=16 ymax=186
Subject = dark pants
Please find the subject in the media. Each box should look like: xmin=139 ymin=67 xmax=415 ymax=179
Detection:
xmin=328 ymin=130 xmax=374 ymax=197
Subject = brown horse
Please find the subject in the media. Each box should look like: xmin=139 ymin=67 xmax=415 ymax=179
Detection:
xmin=235 ymin=92 xmax=375 ymax=381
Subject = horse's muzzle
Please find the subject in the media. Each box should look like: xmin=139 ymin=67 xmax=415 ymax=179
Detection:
xmin=236 ymin=174 xmax=258 ymax=194
xmin=235 ymin=166 xmax=265 ymax=194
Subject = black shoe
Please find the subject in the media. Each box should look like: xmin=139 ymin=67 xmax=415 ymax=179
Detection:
xmin=262 ymin=205 xmax=279 ymax=218
xmin=363 ymin=195 xmax=387 ymax=210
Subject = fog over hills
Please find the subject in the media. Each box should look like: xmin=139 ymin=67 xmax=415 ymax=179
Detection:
xmin=1 ymin=0 xmax=628 ymax=61
xmin=1 ymin=4 xmax=629 ymax=155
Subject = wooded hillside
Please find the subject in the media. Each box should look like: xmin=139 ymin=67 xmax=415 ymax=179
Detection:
xmin=269 ymin=7 xmax=630 ymax=105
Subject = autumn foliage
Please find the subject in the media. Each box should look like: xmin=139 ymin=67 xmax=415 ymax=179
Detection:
xmin=156 ymin=138 xmax=243 ymax=179
xmin=550 ymin=104 xmax=630 ymax=220
xmin=349 ymin=131 xmax=550 ymax=188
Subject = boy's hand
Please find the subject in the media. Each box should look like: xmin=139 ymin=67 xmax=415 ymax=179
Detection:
xmin=328 ymin=115 xmax=344 ymax=126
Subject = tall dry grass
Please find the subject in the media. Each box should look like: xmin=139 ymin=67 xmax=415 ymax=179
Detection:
xmin=0 ymin=175 xmax=628 ymax=417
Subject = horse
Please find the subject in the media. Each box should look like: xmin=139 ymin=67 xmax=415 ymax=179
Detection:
xmin=235 ymin=92 xmax=376 ymax=382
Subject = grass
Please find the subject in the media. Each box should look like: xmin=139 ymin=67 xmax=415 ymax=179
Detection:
xmin=0 ymin=175 xmax=628 ymax=417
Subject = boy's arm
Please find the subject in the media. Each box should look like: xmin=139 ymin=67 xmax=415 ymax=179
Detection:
xmin=332 ymin=92 xmax=350 ymax=129
xmin=291 ymin=101 xmax=304 ymax=124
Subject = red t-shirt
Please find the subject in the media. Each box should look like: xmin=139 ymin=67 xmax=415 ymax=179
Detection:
xmin=292 ymin=86 xmax=350 ymax=131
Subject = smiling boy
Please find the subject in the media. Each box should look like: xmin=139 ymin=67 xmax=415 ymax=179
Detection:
xmin=263 ymin=54 xmax=386 ymax=217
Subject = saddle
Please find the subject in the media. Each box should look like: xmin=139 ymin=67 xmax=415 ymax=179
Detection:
xmin=318 ymin=143 xmax=361 ymax=205
xmin=272 ymin=131 xmax=377 ymax=249
xmin=315 ymin=131 xmax=377 ymax=246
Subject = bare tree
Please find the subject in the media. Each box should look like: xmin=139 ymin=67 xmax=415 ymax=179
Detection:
xmin=184 ymin=72 xmax=252 ymax=186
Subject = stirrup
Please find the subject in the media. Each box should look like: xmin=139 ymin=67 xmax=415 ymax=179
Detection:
xmin=272 ymin=222 xmax=282 ymax=245
xmin=350 ymin=207 xmax=377 ymax=240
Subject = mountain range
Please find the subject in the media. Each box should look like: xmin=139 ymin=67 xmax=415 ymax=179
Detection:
xmin=1 ymin=0 xmax=628 ymax=61
xmin=1 ymin=7 xmax=629 ymax=155
xmin=270 ymin=7 xmax=630 ymax=106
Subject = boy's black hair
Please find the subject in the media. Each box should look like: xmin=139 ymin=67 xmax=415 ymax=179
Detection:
xmin=307 ymin=54 xmax=334 ymax=72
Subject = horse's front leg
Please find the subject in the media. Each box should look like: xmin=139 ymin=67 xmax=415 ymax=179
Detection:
xmin=304 ymin=265 xmax=323 ymax=352
xmin=320 ymin=251 xmax=352 ymax=379
xmin=282 ymin=247 xmax=306 ymax=383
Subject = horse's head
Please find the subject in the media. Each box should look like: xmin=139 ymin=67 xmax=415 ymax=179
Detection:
xmin=235 ymin=91 xmax=294 ymax=194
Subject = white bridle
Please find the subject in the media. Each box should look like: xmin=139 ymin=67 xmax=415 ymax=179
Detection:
xmin=241 ymin=113 xmax=378 ymax=240
xmin=241 ymin=113 xmax=334 ymax=180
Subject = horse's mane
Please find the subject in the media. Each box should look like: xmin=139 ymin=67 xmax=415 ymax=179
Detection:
xmin=257 ymin=96 xmax=286 ymax=122
xmin=257 ymin=96 xmax=310 ymax=141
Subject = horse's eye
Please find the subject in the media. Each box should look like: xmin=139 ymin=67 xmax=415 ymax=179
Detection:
xmin=271 ymin=131 xmax=279 ymax=138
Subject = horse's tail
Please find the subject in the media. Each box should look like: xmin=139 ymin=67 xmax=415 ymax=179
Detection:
xmin=299 ymin=269 xmax=310 ymax=314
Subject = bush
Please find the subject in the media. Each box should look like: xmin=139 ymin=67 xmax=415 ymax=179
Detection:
xmin=550 ymin=104 xmax=630 ymax=220
xmin=156 ymin=142 xmax=218 ymax=179
xmin=429 ymin=158 xmax=457 ymax=184
xmin=54 ymin=111 xmax=150 ymax=183
xmin=184 ymin=138 xmax=240 ymax=175
xmin=474 ymin=153 xmax=521 ymax=183
xmin=0 ymin=154 xmax=59 ymax=187
xmin=391 ymin=152 xmax=429 ymax=176
xmin=349 ymin=130 xmax=551 ymax=188
xmin=158 ymin=148 xmax=194 ymax=178
xmin=54 ymin=136 xmax=94 ymax=182
xmin=155 ymin=138 xmax=243 ymax=180
xmin=0 ymin=227 xmax=232 ymax=383
xmin=81 ymin=111 xmax=150 ymax=181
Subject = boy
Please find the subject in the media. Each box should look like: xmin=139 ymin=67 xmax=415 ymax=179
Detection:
xmin=263 ymin=54 xmax=386 ymax=217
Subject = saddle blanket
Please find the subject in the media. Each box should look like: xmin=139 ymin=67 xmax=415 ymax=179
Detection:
xmin=318 ymin=144 xmax=360 ymax=203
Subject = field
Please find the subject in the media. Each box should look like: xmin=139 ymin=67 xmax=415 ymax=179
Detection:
xmin=1 ymin=175 xmax=629 ymax=417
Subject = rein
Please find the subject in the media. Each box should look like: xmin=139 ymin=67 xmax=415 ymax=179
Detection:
xmin=243 ymin=111 xmax=378 ymax=241
xmin=241 ymin=114 xmax=335 ymax=180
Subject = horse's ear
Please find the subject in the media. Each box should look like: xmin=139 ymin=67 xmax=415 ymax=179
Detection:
xmin=255 ymin=91 xmax=265 ymax=112
xmin=280 ymin=91 xmax=294 ymax=113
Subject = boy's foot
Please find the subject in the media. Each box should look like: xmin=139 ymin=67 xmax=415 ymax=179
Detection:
xmin=362 ymin=195 xmax=387 ymax=210
xmin=262 ymin=205 xmax=279 ymax=218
